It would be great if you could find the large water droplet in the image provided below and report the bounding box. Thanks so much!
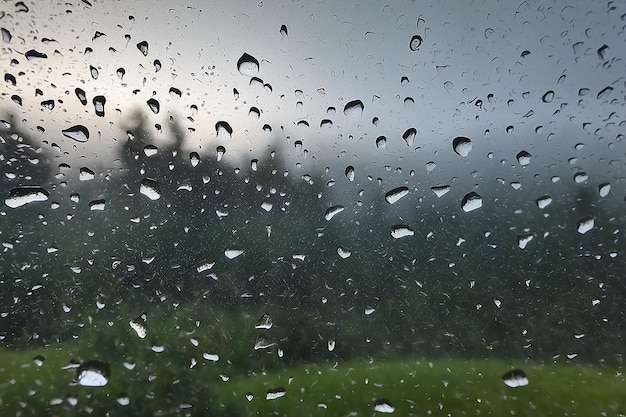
[5,187,49,208]
[140,178,161,200]
[147,98,160,114]
[237,53,259,76]
[516,150,531,166]
[461,192,482,212]
[374,398,395,413]
[93,95,106,117]
[343,100,364,120]
[391,224,414,239]
[337,246,352,258]
[129,312,147,338]
[61,125,89,142]
[453,137,472,157]
[75,88,87,105]
[385,187,409,204]
[254,334,275,350]
[431,185,450,198]
[542,90,554,103]
[345,166,355,182]
[266,387,286,400]
[409,35,423,51]
[216,145,226,161]
[255,313,273,330]
[225,245,244,259]
[136,41,148,56]
[76,360,110,387]
[502,369,528,388]
[215,121,233,139]
[535,195,552,209]
[598,182,611,197]
[577,217,594,234]
[324,205,345,221]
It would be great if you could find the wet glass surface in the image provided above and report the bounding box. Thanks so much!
[1,0,625,415]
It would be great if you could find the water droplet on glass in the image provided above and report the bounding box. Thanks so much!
[117,395,130,406]
[215,121,233,139]
[89,199,105,211]
[129,312,147,338]
[385,187,409,204]
[516,150,531,166]
[517,235,533,250]
[343,100,364,120]
[216,145,226,162]
[535,195,552,209]
[76,360,110,387]
[376,136,387,149]
[147,98,160,114]
[599,183,610,197]
[453,136,472,157]
[597,86,613,99]
[1,28,11,43]
[255,313,273,330]
[409,35,423,51]
[266,387,286,400]
[431,185,450,198]
[153,59,161,72]
[92,95,106,117]
[140,178,161,200]
[79,167,95,181]
[25,49,47,59]
[280,24,288,37]
[62,125,89,142]
[136,41,148,56]
[461,192,483,212]
[391,224,414,239]
[327,339,336,352]
[502,369,528,388]
[116,67,125,81]
[324,205,345,221]
[190,152,200,167]
[345,166,355,182]
[224,245,244,259]
[237,53,259,76]
[402,128,416,147]
[254,334,275,350]
[374,398,395,413]
[577,217,594,234]
[5,187,49,208]
[573,172,588,183]
[542,90,554,103]
[75,88,87,105]
[337,246,352,259]
[90,65,99,79]
[33,355,45,367]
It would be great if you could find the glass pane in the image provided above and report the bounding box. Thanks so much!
[1,0,625,415]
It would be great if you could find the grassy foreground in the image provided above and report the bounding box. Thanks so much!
[1,346,625,416]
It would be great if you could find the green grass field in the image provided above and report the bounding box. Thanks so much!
[1,345,625,417]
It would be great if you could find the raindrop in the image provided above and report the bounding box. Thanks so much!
[33,355,45,367]
[153,59,161,72]
[337,246,352,259]
[376,136,387,149]
[266,387,286,400]
[255,313,273,330]
[502,369,528,388]
[25,49,47,59]
[599,183,610,197]
[147,98,160,114]
[190,152,200,167]
[246,392,254,401]
[62,125,89,142]
[215,121,233,139]
[116,67,125,81]
[224,245,244,259]
[573,172,588,183]
[327,339,336,351]
[280,24,288,37]
[249,107,260,118]
[542,90,554,103]
[402,128,416,146]
[535,195,552,209]
[401,76,409,86]
[254,334,275,350]
[144,145,158,157]
[577,217,594,234]
[169,87,181,98]
[117,395,130,406]
[40,100,54,110]
[90,65,99,79]
[516,150,531,166]
[324,205,345,221]
[343,100,364,120]
[237,53,259,76]
[597,86,613,99]
[345,166,355,182]
[75,88,87,105]
[517,235,533,250]
[374,398,395,413]
[431,185,450,198]
[76,361,110,387]
[391,225,414,239]
[93,95,106,117]
[216,145,226,161]
[1,28,12,43]
[409,35,423,51]
[320,119,333,128]
[136,41,148,56]
[129,312,147,338]
[461,192,483,212]
[140,178,161,200]
[89,199,105,211]
[453,136,472,157]
[79,167,95,181]
[385,186,409,204]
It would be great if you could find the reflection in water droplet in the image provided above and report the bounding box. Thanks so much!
[62,125,90,142]
[385,187,409,204]
[237,53,260,76]
[90,65,99,79]
[324,205,345,221]
[502,369,528,388]
[76,360,110,387]
[75,88,87,105]
[409,35,423,51]
[376,136,387,149]
[89,199,105,211]
[452,136,472,157]
[343,100,364,120]
[516,150,531,166]
[345,166,355,182]
[391,224,414,239]
[577,217,594,234]
[5,187,49,208]
[461,192,482,212]
[402,128,416,146]
[190,152,200,167]
[140,178,161,200]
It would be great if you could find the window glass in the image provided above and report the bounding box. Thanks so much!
[1,0,625,415]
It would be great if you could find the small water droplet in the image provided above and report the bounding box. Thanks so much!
[246,392,254,401]
[535,195,552,209]
[502,369,528,388]
[517,234,533,250]
[385,187,409,204]
[280,24,288,37]
[61,125,89,142]
[75,88,87,105]
[402,128,416,146]
[255,313,273,330]
[153,59,161,72]
[577,216,594,234]
[343,100,364,120]
[147,98,160,114]
[140,178,161,200]
[237,53,259,76]
[224,245,244,259]
[461,192,482,212]
[136,41,148,56]
[215,121,233,139]
[337,246,352,258]
[254,334,275,350]
[190,152,200,167]
[376,136,387,149]
[431,185,450,198]
[129,312,147,338]
[216,145,226,161]
[33,355,45,367]
[391,224,414,239]
[90,65,99,79]
[542,90,554,103]
[374,398,395,413]
[516,150,531,166]
[76,361,110,387]
[453,137,472,157]
[409,35,423,51]
[599,183,610,197]
[266,387,286,400]
[324,205,345,221]
[92,95,106,117]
